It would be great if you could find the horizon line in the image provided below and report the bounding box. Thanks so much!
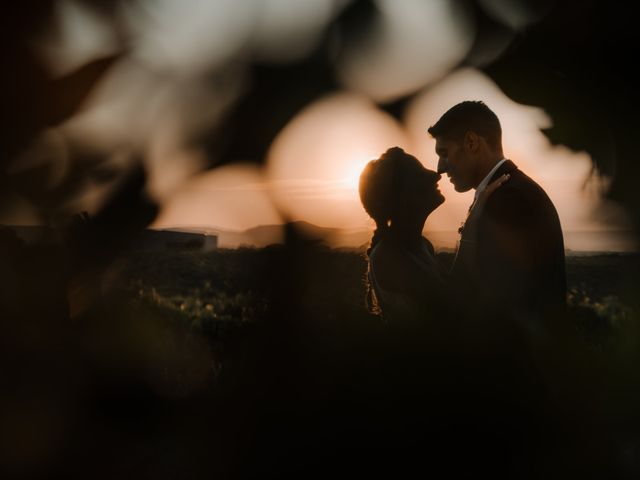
[4,222,637,235]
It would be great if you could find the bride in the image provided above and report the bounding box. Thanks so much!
[359,147,507,324]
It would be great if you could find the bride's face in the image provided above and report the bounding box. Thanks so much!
[404,166,445,216]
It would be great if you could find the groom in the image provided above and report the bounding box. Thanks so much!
[428,101,566,319]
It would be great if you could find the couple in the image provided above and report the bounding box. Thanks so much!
[359,101,567,327]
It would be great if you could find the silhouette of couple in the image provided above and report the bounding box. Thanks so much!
[359,101,567,328]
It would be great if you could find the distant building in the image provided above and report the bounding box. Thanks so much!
[203,234,218,251]
[134,229,218,251]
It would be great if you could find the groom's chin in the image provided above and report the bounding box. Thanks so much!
[453,184,471,193]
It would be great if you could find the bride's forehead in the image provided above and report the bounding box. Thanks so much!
[403,165,432,183]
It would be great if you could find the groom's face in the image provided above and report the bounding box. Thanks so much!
[434,137,475,193]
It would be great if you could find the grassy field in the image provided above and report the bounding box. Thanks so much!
[118,247,639,352]
[3,244,637,477]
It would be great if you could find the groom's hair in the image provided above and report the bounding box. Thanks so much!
[428,101,502,151]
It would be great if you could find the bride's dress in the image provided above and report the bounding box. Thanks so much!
[368,236,448,324]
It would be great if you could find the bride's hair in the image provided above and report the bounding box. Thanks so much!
[358,147,423,314]
[359,146,422,254]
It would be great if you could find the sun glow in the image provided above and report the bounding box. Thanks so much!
[267,92,408,229]
[342,152,377,190]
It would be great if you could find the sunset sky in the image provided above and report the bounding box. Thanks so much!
[10,0,634,250]
[153,68,630,242]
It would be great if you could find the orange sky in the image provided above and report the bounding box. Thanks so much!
[18,0,632,251]
[153,69,632,247]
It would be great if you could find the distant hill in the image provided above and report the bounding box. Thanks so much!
[161,221,369,249]
[217,221,368,249]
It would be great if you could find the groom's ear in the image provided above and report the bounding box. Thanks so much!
[463,131,480,152]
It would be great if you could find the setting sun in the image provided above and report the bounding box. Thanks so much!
[342,153,377,190]
[266,91,408,229]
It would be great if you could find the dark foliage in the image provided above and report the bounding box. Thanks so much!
[1,0,639,478]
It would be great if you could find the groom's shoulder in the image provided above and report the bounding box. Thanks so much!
[485,172,530,209]
[485,167,560,228]
[491,165,553,207]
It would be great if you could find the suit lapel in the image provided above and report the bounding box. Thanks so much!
[452,160,518,274]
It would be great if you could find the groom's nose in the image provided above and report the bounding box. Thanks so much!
[437,157,448,174]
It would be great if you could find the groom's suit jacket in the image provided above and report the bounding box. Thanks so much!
[452,160,566,318]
